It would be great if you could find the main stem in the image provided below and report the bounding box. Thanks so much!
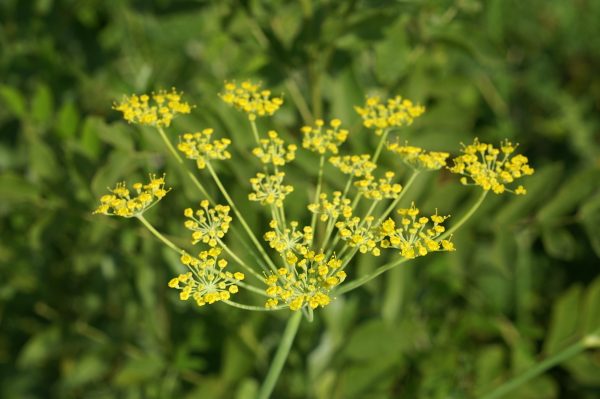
[136,215,183,254]
[257,312,303,399]
[479,330,600,399]
[309,155,325,246]
[441,189,488,240]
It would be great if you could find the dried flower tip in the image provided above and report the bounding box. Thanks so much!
[93,174,170,218]
[448,138,534,194]
[178,129,232,169]
[302,118,349,155]
[113,88,192,127]
[219,80,283,121]
[355,95,425,135]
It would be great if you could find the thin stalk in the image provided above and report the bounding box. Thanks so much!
[372,129,390,164]
[218,239,264,281]
[136,215,183,254]
[441,190,488,240]
[224,300,283,312]
[375,171,419,225]
[231,280,269,297]
[309,155,326,245]
[257,312,303,399]
[285,78,313,124]
[250,119,262,145]
[206,162,279,273]
[479,331,600,399]
[156,127,213,202]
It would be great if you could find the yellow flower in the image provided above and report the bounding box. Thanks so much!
[263,252,346,311]
[219,80,283,121]
[248,172,294,207]
[93,174,170,218]
[113,89,192,127]
[302,118,349,155]
[178,129,232,169]
[355,95,425,135]
[379,203,454,259]
[184,202,232,247]
[387,142,449,171]
[354,171,403,201]
[329,154,376,177]
[308,191,352,222]
[448,138,534,194]
[335,216,381,256]
[252,130,297,165]
[264,220,313,255]
[169,249,244,307]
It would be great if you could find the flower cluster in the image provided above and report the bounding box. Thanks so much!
[387,142,449,171]
[252,130,297,165]
[336,216,381,256]
[93,174,169,217]
[219,81,283,120]
[354,171,403,200]
[329,154,376,177]
[264,220,313,255]
[301,119,349,155]
[248,172,294,207]
[113,89,191,127]
[178,129,232,169]
[308,191,352,222]
[448,138,534,194]
[184,201,232,247]
[264,252,347,311]
[168,249,245,306]
[354,95,425,135]
[379,204,454,259]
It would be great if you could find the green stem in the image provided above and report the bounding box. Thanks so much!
[218,239,264,281]
[480,331,600,399]
[156,127,214,203]
[224,300,282,312]
[310,155,325,246]
[441,189,488,240]
[206,162,278,273]
[136,215,183,254]
[372,129,390,164]
[257,312,303,399]
[250,119,261,145]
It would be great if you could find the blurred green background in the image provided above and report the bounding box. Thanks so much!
[1,0,599,398]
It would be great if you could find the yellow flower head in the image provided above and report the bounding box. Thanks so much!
[448,138,534,194]
[387,142,449,171]
[264,220,313,256]
[354,95,425,135]
[248,172,294,207]
[219,80,283,121]
[113,89,192,127]
[93,174,170,218]
[264,252,346,311]
[301,118,349,155]
[178,129,232,169]
[335,216,381,256]
[307,191,352,222]
[252,130,297,166]
[329,154,377,177]
[168,249,244,306]
[379,203,454,259]
[184,201,232,247]
[354,171,403,201]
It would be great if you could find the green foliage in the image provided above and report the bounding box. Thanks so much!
[1,0,599,398]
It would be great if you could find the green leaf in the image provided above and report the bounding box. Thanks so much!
[113,355,164,386]
[581,276,600,336]
[544,285,583,355]
[79,116,102,159]
[540,227,576,261]
[343,319,403,361]
[578,194,600,258]
[0,173,40,203]
[17,327,61,368]
[55,100,80,139]
[62,354,108,388]
[31,83,54,126]
[0,85,27,118]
